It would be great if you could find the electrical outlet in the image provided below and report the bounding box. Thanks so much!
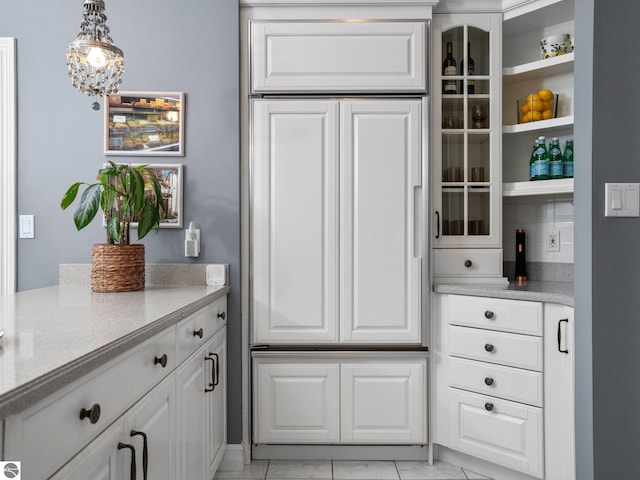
[547,230,560,252]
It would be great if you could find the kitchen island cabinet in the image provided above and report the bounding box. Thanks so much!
[0,284,229,480]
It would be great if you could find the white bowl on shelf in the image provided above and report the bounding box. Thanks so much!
[540,34,572,59]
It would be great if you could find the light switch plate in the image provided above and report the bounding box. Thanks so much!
[605,183,640,217]
[19,215,34,238]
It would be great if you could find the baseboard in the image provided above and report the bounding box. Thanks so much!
[252,444,429,461]
[218,444,246,472]
[435,445,539,480]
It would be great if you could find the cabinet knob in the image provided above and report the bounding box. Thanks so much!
[217,311,226,320]
[484,377,494,386]
[464,260,473,268]
[484,310,494,319]
[79,403,101,424]
[154,353,168,368]
[193,328,204,339]
[485,402,494,411]
[484,343,494,352]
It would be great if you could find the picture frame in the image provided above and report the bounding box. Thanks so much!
[105,92,185,156]
[107,163,184,229]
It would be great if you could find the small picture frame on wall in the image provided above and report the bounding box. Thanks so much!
[108,163,184,228]
[105,92,185,156]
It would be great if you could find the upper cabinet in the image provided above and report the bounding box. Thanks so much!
[250,21,426,93]
[432,13,506,285]
[502,0,575,196]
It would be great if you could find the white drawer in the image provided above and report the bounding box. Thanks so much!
[4,327,176,480]
[449,356,543,407]
[449,388,543,478]
[449,325,543,371]
[177,297,227,363]
[433,249,503,278]
[448,295,543,336]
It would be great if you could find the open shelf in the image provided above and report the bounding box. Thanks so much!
[503,53,574,83]
[503,115,574,135]
[503,178,574,197]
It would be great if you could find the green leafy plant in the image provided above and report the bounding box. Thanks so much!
[61,161,167,245]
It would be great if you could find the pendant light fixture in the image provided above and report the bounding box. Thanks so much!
[65,0,124,105]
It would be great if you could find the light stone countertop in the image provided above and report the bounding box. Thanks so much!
[434,280,574,307]
[0,284,230,418]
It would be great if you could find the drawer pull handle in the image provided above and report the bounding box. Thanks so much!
[484,343,494,352]
[118,442,137,480]
[210,352,220,387]
[435,211,440,239]
[217,311,226,320]
[464,259,473,268]
[130,430,148,480]
[154,353,168,368]
[484,402,494,412]
[79,403,101,424]
[193,328,204,339]
[484,377,494,386]
[484,310,494,319]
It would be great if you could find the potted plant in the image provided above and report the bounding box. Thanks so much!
[61,161,167,292]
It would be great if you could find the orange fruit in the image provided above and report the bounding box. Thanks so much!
[520,112,533,123]
[532,110,543,121]
[532,100,545,112]
[542,109,553,120]
[538,89,554,101]
[526,93,542,103]
[520,102,530,114]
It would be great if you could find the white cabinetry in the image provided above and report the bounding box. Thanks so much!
[502,0,575,196]
[5,294,228,480]
[432,293,575,480]
[253,355,426,445]
[252,99,422,344]
[251,21,426,93]
[432,14,505,284]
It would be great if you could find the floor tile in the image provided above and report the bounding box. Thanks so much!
[333,460,400,480]
[395,460,467,480]
[462,468,491,480]
[266,460,332,479]
[215,460,268,479]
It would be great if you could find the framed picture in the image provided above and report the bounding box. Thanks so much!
[108,163,184,229]
[105,92,185,156]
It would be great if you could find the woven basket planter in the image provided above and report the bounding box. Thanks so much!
[91,244,145,293]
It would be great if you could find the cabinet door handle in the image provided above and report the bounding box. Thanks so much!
[118,442,137,480]
[210,352,220,387]
[484,402,494,412]
[204,356,215,392]
[484,377,494,386]
[464,259,473,268]
[484,343,494,352]
[154,353,168,368]
[484,310,494,319]
[217,311,226,320]
[435,211,440,239]
[79,403,101,424]
[557,318,569,354]
[193,328,204,339]
[130,430,148,480]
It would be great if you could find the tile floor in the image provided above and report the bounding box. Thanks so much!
[214,459,492,480]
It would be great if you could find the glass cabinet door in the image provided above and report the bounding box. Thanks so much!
[434,15,501,247]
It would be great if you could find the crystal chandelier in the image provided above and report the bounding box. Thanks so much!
[65,0,124,100]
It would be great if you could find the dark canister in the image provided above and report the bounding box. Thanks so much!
[515,229,527,284]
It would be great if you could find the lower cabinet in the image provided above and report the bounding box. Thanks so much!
[3,294,228,480]
[253,354,426,445]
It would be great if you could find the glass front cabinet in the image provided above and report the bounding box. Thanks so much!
[432,14,506,284]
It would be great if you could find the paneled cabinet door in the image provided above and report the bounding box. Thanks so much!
[176,346,207,480]
[544,305,575,480]
[340,101,422,344]
[206,328,227,478]
[253,362,340,443]
[50,421,125,480]
[123,376,176,480]
[252,100,339,344]
[340,361,426,443]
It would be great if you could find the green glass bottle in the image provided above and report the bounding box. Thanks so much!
[529,139,539,181]
[563,139,574,178]
[530,136,550,180]
[549,137,563,179]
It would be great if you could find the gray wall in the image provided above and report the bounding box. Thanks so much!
[577,0,640,477]
[0,0,242,443]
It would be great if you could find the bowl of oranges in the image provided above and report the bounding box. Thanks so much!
[517,89,558,123]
